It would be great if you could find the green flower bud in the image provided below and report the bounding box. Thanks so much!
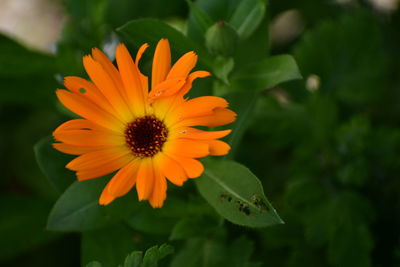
[205,21,239,57]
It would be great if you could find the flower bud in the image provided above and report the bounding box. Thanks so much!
[205,21,239,57]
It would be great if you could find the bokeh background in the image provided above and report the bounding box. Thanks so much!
[1,0,399,266]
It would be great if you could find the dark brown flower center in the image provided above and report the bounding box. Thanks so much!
[125,115,168,158]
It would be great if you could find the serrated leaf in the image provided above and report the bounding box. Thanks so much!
[123,251,143,267]
[231,55,302,91]
[158,244,174,260]
[117,18,213,68]
[142,244,174,267]
[34,136,75,194]
[229,0,266,40]
[195,159,283,227]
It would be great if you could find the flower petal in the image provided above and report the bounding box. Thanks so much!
[83,55,133,122]
[179,70,211,96]
[148,77,186,102]
[75,153,134,181]
[52,143,101,155]
[116,44,147,116]
[172,107,237,128]
[163,139,209,158]
[107,160,139,196]
[154,153,187,186]
[135,158,154,201]
[64,76,115,115]
[170,127,232,140]
[54,119,117,134]
[201,140,231,156]
[56,89,125,132]
[172,96,228,120]
[66,146,130,171]
[148,167,167,208]
[167,51,197,80]
[53,130,125,147]
[168,155,204,178]
[151,39,171,89]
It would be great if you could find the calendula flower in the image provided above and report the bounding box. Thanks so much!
[53,39,236,208]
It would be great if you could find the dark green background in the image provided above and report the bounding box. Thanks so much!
[1,0,399,266]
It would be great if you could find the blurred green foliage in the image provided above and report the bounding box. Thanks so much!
[1,0,400,266]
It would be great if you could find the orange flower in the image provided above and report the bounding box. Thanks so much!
[53,39,236,208]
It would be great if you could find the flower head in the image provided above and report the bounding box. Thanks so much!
[53,39,236,208]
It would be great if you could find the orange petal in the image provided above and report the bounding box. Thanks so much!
[168,155,204,178]
[75,153,134,181]
[172,96,228,120]
[53,130,124,147]
[54,119,117,134]
[167,51,197,80]
[116,44,147,116]
[91,48,127,100]
[99,159,139,205]
[201,140,231,156]
[149,77,186,102]
[151,39,171,89]
[52,143,101,155]
[83,55,132,122]
[135,43,150,94]
[66,146,130,171]
[152,94,185,122]
[98,187,115,205]
[170,127,232,140]
[64,76,115,115]
[154,153,187,186]
[56,89,124,132]
[135,43,149,66]
[179,70,211,96]
[135,158,154,200]
[163,139,209,158]
[148,166,167,208]
[172,108,236,128]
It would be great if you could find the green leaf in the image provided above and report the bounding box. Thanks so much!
[122,251,142,267]
[125,195,212,235]
[34,136,75,194]
[195,159,283,227]
[205,22,239,57]
[141,244,174,267]
[86,261,102,267]
[47,179,108,231]
[231,55,302,91]
[158,244,174,260]
[170,238,225,267]
[81,224,138,267]
[169,216,217,240]
[229,0,266,40]
[186,0,214,35]
[47,179,139,231]
[117,18,213,68]
[212,56,234,84]
[223,90,259,159]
